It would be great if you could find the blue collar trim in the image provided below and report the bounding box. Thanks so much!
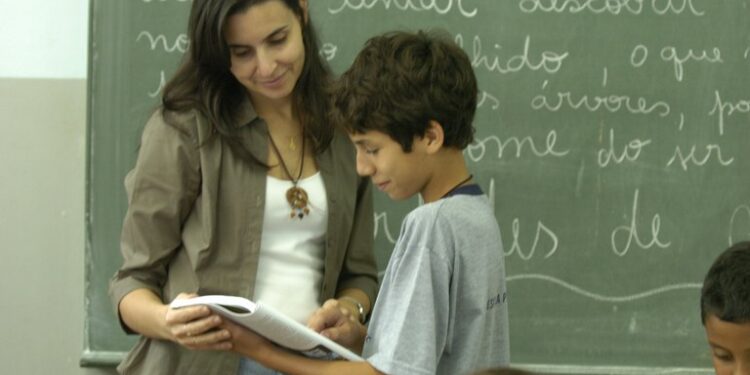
[444,184,483,198]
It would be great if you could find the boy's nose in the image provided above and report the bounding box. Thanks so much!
[735,360,750,375]
[355,153,374,177]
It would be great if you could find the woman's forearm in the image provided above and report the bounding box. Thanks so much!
[119,288,172,340]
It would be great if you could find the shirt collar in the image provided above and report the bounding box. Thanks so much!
[443,184,483,198]
[235,93,260,128]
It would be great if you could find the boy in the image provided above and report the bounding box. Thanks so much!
[701,241,750,375]
[223,30,510,375]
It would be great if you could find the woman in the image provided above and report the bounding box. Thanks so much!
[108,0,378,374]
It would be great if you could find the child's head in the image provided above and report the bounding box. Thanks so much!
[701,241,750,374]
[330,30,477,152]
[330,30,477,202]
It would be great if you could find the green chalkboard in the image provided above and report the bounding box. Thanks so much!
[85,0,750,372]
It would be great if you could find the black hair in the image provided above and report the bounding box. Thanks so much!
[700,241,750,324]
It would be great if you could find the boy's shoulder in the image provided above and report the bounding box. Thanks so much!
[402,192,499,240]
[412,191,493,220]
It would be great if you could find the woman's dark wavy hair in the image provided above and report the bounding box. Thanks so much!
[162,0,332,164]
[330,30,476,152]
[701,241,750,324]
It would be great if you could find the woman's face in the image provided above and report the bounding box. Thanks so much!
[224,1,306,106]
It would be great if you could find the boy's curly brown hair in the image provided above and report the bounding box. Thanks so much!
[330,30,477,152]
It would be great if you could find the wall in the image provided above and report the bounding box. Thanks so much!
[0,0,114,373]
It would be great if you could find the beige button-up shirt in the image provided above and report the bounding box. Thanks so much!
[109,101,378,374]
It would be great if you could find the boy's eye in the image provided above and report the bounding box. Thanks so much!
[365,148,379,155]
[712,349,733,362]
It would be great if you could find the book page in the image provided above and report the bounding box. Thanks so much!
[170,295,364,361]
[248,303,363,361]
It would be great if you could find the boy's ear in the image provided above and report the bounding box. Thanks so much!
[423,120,445,154]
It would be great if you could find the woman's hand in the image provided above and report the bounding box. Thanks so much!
[307,299,367,352]
[165,293,232,351]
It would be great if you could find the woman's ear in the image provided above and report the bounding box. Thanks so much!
[299,0,309,24]
[423,120,445,153]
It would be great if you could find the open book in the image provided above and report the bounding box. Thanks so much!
[170,295,364,361]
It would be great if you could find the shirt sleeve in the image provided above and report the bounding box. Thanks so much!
[330,132,379,306]
[364,222,451,375]
[335,175,379,303]
[108,110,201,332]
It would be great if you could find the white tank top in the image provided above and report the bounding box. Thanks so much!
[253,172,327,324]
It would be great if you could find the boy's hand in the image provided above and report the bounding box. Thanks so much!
[221,320,275,359]
[307,299,367,352]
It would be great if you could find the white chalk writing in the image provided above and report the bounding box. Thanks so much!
[374,211,398,244]
[676,112,685,131]
[597,129,652,167]
[531,82,671,116]
[456,34,569,75]
[505,219,560,260]
[136,31,189,53]
[708,90,750,135]
[631,44,723,81]
[148,70,167,98]
[660,46,722,82]
[611,189,672,256]
[320,43,338,61]
[666,143,734,171]
[630,44,649,67]
[466,131,570,161]
[518,0,704,16]
[478,90,500,110]
[507,274,702,303]
[328,0,478,17]
[729,205,750,246]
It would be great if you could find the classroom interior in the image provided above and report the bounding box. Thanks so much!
[4,0,746,374]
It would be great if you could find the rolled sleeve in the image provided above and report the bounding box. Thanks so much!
[108,110,201,331]
[336,176,379,304]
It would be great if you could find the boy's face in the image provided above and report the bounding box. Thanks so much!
[705,313,750,374]
[349,130,429,201]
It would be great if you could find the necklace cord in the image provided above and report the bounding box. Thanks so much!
[442,174,473,198]
[268,131,305,184]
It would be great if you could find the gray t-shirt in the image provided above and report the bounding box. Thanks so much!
[363,190,510,375]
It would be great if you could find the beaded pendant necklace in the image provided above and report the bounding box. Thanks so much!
[268,132,310,219]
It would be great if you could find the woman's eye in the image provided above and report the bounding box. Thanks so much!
[365,148,379,155]
[232,48,253,58]
[269,36,287,45]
